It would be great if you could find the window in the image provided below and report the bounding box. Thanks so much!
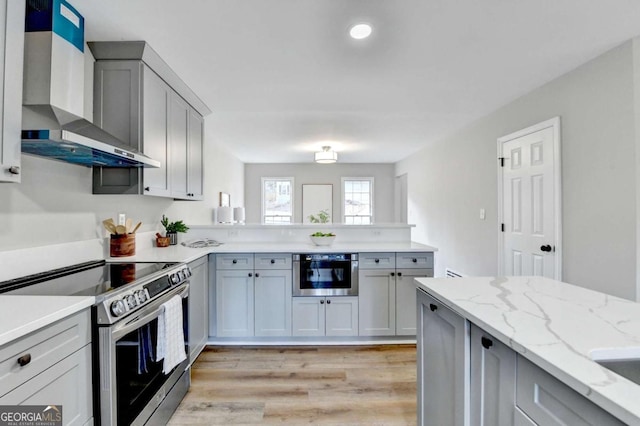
[262,177,294,223]
[342,177,374,224]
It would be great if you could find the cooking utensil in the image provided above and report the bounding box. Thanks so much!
[103,219,117,234]
[125,218,133,233]
[115,225,126,235]
[132,222,142,233]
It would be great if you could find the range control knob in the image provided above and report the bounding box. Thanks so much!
[136,290,148,304]
[184,267,192,277]
[125,294,137,309]
[110,300,127,317]
[170,273,180,284]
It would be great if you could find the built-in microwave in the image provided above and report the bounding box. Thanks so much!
[293,253,358,297]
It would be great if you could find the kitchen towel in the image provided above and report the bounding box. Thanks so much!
[137,323,154,374]
[156,295,187,374]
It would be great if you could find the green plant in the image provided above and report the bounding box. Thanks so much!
[311,232,335,237]
[309,209,330,223]
[161,215,189,233]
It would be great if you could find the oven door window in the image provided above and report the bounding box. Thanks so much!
[300,259,351,290]
[115,299,188,425]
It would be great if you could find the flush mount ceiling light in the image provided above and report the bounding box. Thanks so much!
[349,23,372,40]
[314,146,338,164]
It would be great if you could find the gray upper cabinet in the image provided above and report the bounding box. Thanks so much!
[90,41,210,200]
[0,0,24,183]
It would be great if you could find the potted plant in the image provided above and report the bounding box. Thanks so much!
[161,215,189,245]
[308,209,331,223]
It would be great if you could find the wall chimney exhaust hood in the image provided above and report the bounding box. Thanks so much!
[21,0,160,168]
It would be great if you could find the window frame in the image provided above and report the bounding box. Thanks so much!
[261,177,295,224]
[341,177,374,224]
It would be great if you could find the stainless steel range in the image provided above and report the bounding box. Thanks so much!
[0,260,192,426]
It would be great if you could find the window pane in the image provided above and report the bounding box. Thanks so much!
[263,178,293,223]
[343,178,373,225]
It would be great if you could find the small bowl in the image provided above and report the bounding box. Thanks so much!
[156,237,171,247]
[310,235,336,246]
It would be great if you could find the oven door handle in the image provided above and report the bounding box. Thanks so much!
[111,284,189,339]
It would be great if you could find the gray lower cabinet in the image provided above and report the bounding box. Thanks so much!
[516,356,625,426]
[292,297,359,337]
[470,324,516,426]
[188,255,209,361]
[395,268,431,335]
[0,0,24,183]
[0,310,92,425]
[417,289,469,426]
[358,268,396,336]
[254,269,292,337]
[216,269,254,337]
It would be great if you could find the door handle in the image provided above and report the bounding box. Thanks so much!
[540,244,553,252]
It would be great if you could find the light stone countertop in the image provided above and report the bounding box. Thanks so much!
[415,276,640,425]
[109,241,437,264]
[0,295,95,347]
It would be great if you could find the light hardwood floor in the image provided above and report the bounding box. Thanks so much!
[168,345,417,425]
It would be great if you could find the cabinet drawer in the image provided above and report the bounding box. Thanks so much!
[254,253,292,270]
[216,254,254,270]
[0,309,90,397]
[516,356,624,426]
[359,253,396,269]
[396,252,434,269]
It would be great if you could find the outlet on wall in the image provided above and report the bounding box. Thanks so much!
[118,213,126,226]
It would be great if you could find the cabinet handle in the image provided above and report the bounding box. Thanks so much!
[320,300,325,304]
[481,337,493,349]
[255,273,260,278]
[248,273,253,277]
[270,259,275,264]
[374,259,380,263]
[17,353,31,367]
[8,166,20,175]
[326,299,331,304]
[429,303,437,312]
[397,272,402,277]
[390,272,395,277]
[412,258,417,263]
[232,259,237,264]
[144,186,150,191]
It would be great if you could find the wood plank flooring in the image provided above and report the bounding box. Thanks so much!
[168,345,417,425]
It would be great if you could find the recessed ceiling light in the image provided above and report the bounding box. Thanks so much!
[349,23,372,40]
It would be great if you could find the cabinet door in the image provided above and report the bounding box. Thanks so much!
[187,109,204,200]
[326,297,358,337]
[470,324,516,426]
[516,356,625,426]
[216,270,254,337]
[254,269,292,337]
[0,0,24,183]
[417,289,469,426]
[141,66,171,197]
[358,269,396,336]
[292,297,325,337]
[188,256,209,361]
[169,92,189,199]
[396,269,432,335]
[92,60,143,194]
[0,345,92,426]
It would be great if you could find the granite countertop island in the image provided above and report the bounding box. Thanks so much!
[415,276,640,425]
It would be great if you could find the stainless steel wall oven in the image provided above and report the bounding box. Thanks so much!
[293,253,358,296]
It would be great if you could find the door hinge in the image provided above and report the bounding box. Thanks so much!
[498,157,505,167]
[501,223,505,232]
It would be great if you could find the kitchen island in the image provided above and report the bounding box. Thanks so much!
[415,276,640,425]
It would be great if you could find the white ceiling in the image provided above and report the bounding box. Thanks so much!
[77,0,640,163]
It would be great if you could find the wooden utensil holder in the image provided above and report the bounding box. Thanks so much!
[110,234,136,257]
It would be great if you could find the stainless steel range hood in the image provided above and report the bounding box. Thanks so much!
[21,0,159,168]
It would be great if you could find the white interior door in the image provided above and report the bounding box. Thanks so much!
[395,173,408,223]
[498,118,561,279]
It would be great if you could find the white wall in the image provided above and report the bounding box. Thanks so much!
[244,163,396,224]
[0,119,244,252]
[397,40,638,300]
